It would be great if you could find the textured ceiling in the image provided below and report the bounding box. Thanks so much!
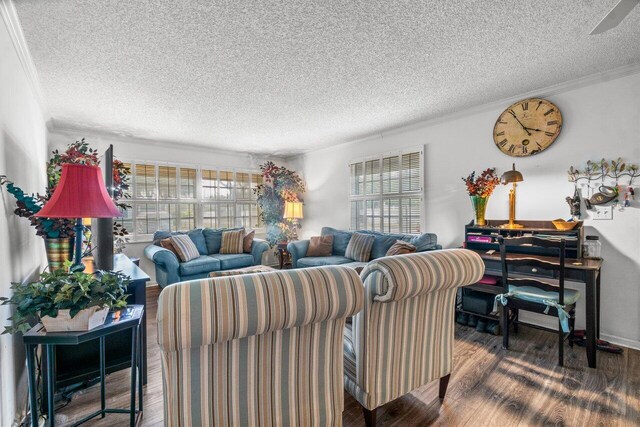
[14,0,640,156]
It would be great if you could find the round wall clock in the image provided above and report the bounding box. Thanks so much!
[493,98,562,157]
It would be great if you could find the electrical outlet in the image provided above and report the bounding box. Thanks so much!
[593,205,613,220]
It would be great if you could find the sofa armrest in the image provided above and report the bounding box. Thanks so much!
[144,244,181,287]
[250,238,270,265]
[287,240,310,269]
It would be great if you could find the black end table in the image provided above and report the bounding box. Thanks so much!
[24,305,144,427]
[277,242,292,269]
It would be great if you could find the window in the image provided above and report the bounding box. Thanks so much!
[122,162,264,240]
[349,148,423,234]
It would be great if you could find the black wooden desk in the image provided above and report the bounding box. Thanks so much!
[24,305,144,427]
[470,249,603,368]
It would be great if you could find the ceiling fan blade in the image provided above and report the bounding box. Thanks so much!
[590,0,640,35]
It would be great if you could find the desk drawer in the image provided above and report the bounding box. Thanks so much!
[483,259,555,279]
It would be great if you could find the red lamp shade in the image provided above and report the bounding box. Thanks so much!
[36,163,121,218]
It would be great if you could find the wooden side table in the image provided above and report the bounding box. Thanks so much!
[277,242,292,269]
[24,305,144,427]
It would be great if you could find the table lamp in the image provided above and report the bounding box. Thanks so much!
[283,201,303,241]
[500,163,524,229]
[36,163,122,271]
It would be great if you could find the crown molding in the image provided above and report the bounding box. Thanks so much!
[0,0,48,119]
[286,61,640,160]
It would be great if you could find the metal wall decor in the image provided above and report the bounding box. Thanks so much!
[567,158,640,213]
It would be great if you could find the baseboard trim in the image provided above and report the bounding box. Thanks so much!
[599,333,640,351]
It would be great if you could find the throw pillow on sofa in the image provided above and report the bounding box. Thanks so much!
[243,230,255,253]
[307,235,334,257]
[345,232,375,262]
[386,240,417,256]
[170,235,200,262]
[160,238,180,257]
[220,229,245,254]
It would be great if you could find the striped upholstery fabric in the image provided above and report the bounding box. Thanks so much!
[385,240,417,256]
[219,228,245,254]
[345,232,375,262]
[157,266,365,426]
[344,249,485,410]
[170,235,200,262]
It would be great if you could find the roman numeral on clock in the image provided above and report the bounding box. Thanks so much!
[547,120,558,126]
[545,131,554,136]
[544,109,555,116]
[508,145,516,153]
[496,131,505,136]
[522,102,528,111]
[498,139,507,147]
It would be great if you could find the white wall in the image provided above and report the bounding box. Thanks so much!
[291,68,640,349]
[48,130,285,280]
[0,12,48,426]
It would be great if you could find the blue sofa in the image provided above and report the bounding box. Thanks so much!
[287,227,442,269]
[144,228,270,287]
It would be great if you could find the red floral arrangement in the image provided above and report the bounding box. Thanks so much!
[462,168,500,197]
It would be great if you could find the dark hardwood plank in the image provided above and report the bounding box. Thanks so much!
[53,286,638,427]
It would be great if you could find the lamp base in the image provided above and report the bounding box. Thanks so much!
[499,223,524,229]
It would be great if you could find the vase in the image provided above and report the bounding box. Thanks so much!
[44,237,74,271]
[470,196,489,226]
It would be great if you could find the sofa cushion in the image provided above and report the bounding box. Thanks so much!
[345,232,375,262]
[160,238,180,257]
[154,229,208,255]
[209,253,254,270]
[170,235,200,262]
[408,233,439,252]
[203,227,243,254]
[220,229,245,254]
[386,240,417,256]
[297,256,354,268]
[307,235,334,257]
[321,227,353,256]
[178,255,221,276]
[243,230,255,253]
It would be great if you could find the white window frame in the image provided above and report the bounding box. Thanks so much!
[121,160,264,242]
[348,146,424,234]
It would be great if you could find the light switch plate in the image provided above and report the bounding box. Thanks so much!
[593,205,613,220]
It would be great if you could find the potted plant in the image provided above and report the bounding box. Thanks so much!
[462,168,500,226]
[0,265,130,333]
[254,161,305,245]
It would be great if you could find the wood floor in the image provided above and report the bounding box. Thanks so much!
[54,286,640,426]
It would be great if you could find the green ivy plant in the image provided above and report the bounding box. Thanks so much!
[0,263,130,334]
[254,161,305,245]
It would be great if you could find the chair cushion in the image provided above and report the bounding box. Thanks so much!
[297,256,354,268]
[220,229,245,254]
[170,235,200,262]
[343,322,357,383]
[209,253,254,270]
[508,285,581,305]
[179,255,221,276]
[345,232,375,262]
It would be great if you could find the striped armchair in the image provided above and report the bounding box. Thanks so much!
[343,249,485,426]
[157,266,364,427]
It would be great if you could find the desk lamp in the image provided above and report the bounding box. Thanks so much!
[283,201,304,241]
[500,163,524,229]
[36,163,122,271]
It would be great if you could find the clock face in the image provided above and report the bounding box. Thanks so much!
[493,98,562,157]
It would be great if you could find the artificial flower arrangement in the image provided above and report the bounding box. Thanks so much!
[461,168,500,197]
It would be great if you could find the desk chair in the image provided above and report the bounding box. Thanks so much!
[496,236,579,366]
